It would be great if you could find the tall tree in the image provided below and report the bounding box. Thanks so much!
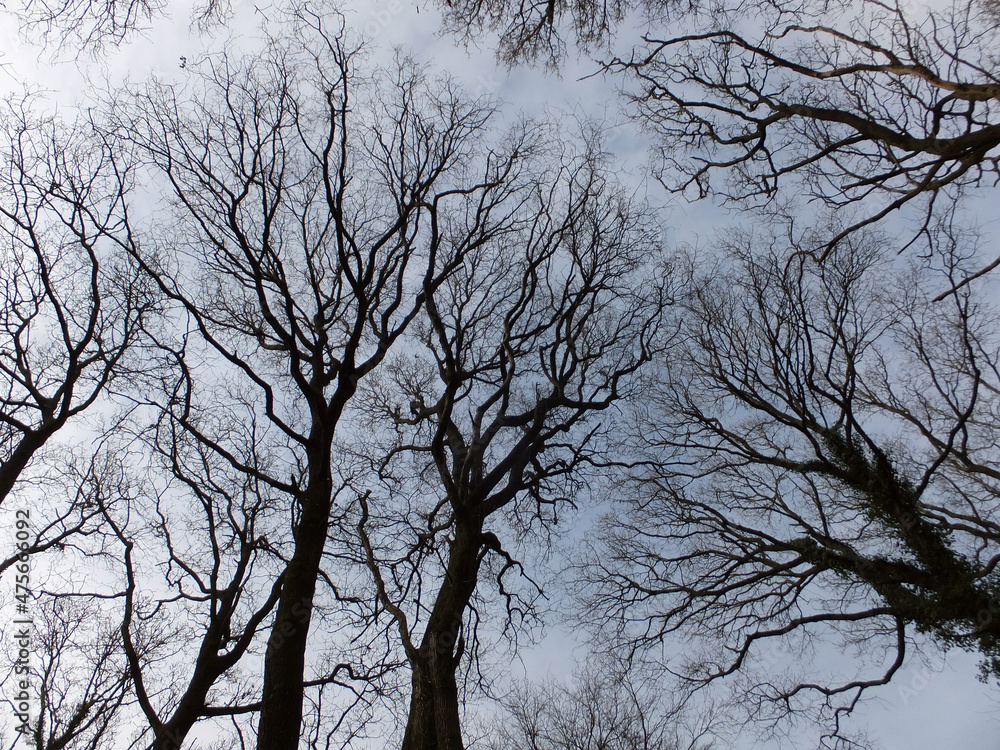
[104,10,562,748]
[348,138,669,750]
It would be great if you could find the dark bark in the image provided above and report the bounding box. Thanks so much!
[401,518,484,750]
[255,475,334,749]
[255,373,360,750]
[0,425,58,504]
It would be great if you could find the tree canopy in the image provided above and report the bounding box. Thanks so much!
[2,0,999,748]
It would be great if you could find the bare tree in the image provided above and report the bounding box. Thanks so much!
[99,9,573,748]
[0,594,132,750]
[479,663,716,750]
[610,0,1000,286]
[0,99,151,563]
[434,0,648,67]
[585,222,1000,744]
[9,0,232,55]
[434,0,1000,293]
[12,0,163,52]
[346,136,669,750]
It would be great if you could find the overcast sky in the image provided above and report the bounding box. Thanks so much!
[2,0,999,747]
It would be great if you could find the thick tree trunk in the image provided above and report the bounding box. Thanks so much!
[0,424,58,503]
[403,651,463,750]
[255,446,334,750]
[401,519,483,750]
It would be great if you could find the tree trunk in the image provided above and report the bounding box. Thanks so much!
[403,652,464,750]
[400,519,483,750]
[0,424,58,503]
[255,445,334,750]
[150,708,200,750]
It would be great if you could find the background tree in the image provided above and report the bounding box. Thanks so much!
[8,0,233,54]
[0,594,132,750]
[480,663,717,750]
[585,223,1000,744]
[0,99,151,566]
[347,137,669,750]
